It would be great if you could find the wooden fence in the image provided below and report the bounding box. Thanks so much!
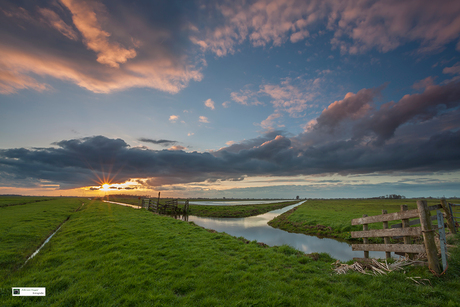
[351,200,456,274]
[140,198,189,215]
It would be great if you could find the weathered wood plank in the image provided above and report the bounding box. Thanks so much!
[352,244,426,253]
[352,204,442,226]
[352,209,419,225]
[351,227,422,238]
[391,215,437,228]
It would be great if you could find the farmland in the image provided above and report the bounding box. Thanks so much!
[1,197,459,306]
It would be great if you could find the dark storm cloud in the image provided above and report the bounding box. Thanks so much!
[138,138,178,147]
[1,81,460,189]
[355,81,460,144]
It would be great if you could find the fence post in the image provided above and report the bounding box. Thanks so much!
[417,200,440,274]
[362,214,369,259]
[441,199,456,234]
[436,210,447,271]
[382,210,391,259]
[401,205,413,259]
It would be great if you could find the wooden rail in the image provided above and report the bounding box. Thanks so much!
[350,200,453,275]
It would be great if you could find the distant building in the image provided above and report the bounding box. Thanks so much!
[296,195,299,200]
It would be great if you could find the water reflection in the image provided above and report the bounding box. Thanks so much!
[189,200,291,206]
[188,202,389,262]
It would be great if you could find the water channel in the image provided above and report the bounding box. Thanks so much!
[188,201,390,262]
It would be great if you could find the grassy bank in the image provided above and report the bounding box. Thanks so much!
[0,197,84,279]
[1,199,459,306]
[187,200,300,218]
[268,199,460,241]
[107,196,300,218]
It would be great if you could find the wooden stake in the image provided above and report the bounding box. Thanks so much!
[382,210,391,259]
[441,199,456,234]
[436,210,447,271]
[401,205,413,259]
[363,214,369,259]
[417,200,440,274]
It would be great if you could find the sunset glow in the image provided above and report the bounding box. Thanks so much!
[1,0,460,198]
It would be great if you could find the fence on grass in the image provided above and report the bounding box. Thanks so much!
[351,200,456,274]
[140,198,189,215]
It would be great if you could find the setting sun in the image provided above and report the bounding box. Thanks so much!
[100,184,110,191]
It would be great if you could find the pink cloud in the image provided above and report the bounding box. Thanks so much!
[412,77,435,90]
[204,98,215,110]
[199,116,209,123]
[314,87,380,132]
[38,7,78,40]
[193,0,460,56]
[168,145,187,151]
[259,78,319,116]
[443,62,460,75]
[230,88,262,106]
[260,113,284,131]
[0,2,203,94]
[59,0,136,68]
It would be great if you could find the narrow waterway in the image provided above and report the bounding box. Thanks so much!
[189,202,389,262]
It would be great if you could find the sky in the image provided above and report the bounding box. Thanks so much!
[1,0,460,199]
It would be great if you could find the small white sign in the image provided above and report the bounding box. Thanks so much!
[12,287,46,296]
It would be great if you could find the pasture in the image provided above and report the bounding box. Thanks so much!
[1,197,459,306]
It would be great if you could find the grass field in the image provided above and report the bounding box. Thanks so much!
[0,197,84,279]
[1,199,459,306]
[106,196,300,218]
[268,199,460,241]
[0,196,55,207]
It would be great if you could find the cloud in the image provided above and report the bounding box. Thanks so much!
[59,0,137,68]
[443,62,460,75]
[412,77,435,90]
[230,88,262,106]
[37,7,78,40]
[168,145,187,151]
[231,77,322,118]
[169,115,179,123]
[204,98,215,109]
[138,138,177,147]
[1,81,460,189]
[313,87,381,133]
[259,78,319,116]
[222,101,231,108]
[0,0,203,94]
[199,116,209,123]
[260,113,283,131]
[193,0,460,56]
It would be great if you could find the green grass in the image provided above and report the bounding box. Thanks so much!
[0,196,54,207]
[1,200,460,306]
[268,199,460,241]
[0,197,84,279]
[187,200,300,217]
